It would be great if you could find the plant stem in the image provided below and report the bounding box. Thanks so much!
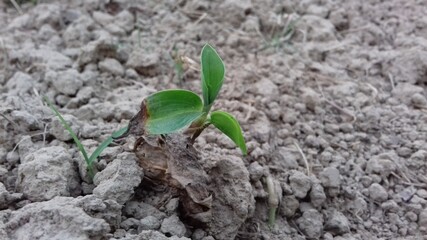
[88,167,95,179]
[190,122,210,144]
[268,207,277,228]
[203,104,213,114]
[265,176,279,229]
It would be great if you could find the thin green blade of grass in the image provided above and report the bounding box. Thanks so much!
[43,96,90,162]
[88,126,128,166]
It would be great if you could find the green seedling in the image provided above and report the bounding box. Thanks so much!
[265,176,280,229]
[255,16,300,53]
[43,96,128,178]
[119,44,247,155]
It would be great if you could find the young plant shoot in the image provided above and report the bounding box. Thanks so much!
[119,44,247,155]
[43,96,128,178]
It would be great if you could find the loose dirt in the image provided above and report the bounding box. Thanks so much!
[1,0,427,239]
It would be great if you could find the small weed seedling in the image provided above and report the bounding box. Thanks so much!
[255,15,300,53]
[119,44,247,155]
[43,97,127,178]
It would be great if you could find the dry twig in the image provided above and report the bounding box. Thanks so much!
[293,140,310,175]
[9,0,23,15]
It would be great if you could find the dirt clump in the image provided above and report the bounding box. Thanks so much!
[1,0,427,239]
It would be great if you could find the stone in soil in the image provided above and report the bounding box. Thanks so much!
[296,209,324,239]
[2,0,427,239]
[77,33,118,66]
[280,195,299,217]
[98,58,124,76]
[366,152,397,177]
[0,183,22,210]
[139,216,161,231]
[49,114,81,141]
[319,167,341,188]
[16,146,80,202]
[254,78,279,97]
[47,69,83,96]
[369,183,389,202]
[10,110,42,131]
[289,171,312,198]
[160,215,187,237]
[124,201,166,220]
[192,229,207,240]
[165,198,180,214]
[207,157,255,240]
[126,48,160,76]
[324,210,350,236]
[252,116,272,143]
[5,72,34,96]
[310,180,327,207]
[120,217,140,230]
[274,148,299,169]
[0,196,110,239]
[93,152,143,205]
[248,161,265,182]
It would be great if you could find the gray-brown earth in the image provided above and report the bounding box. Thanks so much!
[1,0,427,239]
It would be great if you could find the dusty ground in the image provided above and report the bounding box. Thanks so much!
[1,0,427,239]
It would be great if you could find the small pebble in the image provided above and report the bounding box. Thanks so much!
[399,227,408,236]
[319,167,340,188]
[360,176,372,188]
[305,135,319,148]
[165,198,179,214]
[280,195,299,217]
[160,215,186,237]
[296,209,324,239]
[120,218,140,230]
[410,195,427,205]
[364,220,373,229]
[113,229,126,238]
[248,162,264,182]
[339,123,354,133]
[192,229,207,240]
[381,200,400,212]
[6,151,20,167]
[417,208,427,230]
[289,171,312,198]
[324,210,350,235]
[411,93,427,108]
[310,182,326,207]
[139,216,161,231]
[98,58,124,76]
[405,211,418,222]
[126,68,139,79]
[369,183,388,202]
[400,186,416,202]
[417,189,427,198]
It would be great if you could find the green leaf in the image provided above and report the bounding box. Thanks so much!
[43,96,94,177]
[112,126,129,138]
[88,127,128,166]
[201,44,225,110]
[210,111,247,155]
[144,89,204,134]
[43,96,89,162]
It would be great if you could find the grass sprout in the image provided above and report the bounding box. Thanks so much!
[43,96,127,179]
